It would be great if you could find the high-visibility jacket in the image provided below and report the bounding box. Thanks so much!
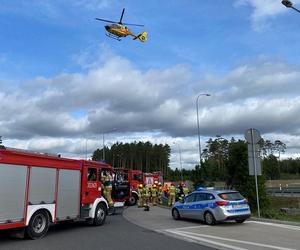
[138,187,143,197]
[143,187,150,197]
[169,186,176,195]
[158,186,163,195]
[183,187,189,195]
[162,185,168,192]
[151,188,157,197]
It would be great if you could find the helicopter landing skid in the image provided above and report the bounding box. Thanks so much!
[105,32,122,41]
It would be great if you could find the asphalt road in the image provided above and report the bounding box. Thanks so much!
[124,206,300,250]
[0,208,213,250]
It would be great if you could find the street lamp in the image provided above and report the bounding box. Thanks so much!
[85,136,98,160]
[196,93,211,168]
[282,0,300,13]
[102,128,117,161]
[173,142,183,182]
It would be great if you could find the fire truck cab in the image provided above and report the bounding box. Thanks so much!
[0,146,112,239]
[100,167,130,205]
[125,170,163,206]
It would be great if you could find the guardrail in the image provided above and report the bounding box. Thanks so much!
[266,187,300,197]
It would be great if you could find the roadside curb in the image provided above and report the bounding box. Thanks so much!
[250,216,300,226]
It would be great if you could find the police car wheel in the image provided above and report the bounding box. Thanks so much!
[204,212,216,225]
[172,209,180,220]
[26,210,50,239]
[93,203,107,226]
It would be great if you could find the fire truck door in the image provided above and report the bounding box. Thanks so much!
[84,167,101,204]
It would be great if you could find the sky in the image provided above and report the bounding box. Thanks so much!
[1,0,300,169]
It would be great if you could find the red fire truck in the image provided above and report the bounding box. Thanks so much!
[0,146,126,239]
[115,169,163,206]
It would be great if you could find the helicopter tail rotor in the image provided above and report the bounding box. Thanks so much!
[133,31,148,42]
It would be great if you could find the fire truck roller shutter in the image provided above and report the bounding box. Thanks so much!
[29,167,56,205]
[26,167,57,225]
[0,164,27,224]
[56,169,81,221]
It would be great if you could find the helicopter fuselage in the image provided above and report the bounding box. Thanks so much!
[105,24,134,38]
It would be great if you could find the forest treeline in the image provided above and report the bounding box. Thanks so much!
[91,137,300,211]
[92,141,172,175]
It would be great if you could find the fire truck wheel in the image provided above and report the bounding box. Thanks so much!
[128,194,137,206]
[93,203,107,226]
[26,210,50,240]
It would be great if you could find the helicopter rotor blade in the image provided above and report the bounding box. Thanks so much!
[123,22,144,27]
[119,8,125,23]
[95,18,118,24]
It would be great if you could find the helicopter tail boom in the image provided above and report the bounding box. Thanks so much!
[133,31,148,42]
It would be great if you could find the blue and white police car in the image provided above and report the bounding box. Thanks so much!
[172,188,251,225]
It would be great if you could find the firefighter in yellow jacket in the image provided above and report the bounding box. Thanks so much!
[104,175,114,207]
[157,182,163,204]
[183,183,190,197]
[137,184,144,208]
[168,183,176,206]
[151,184,158,206]
[143,185,150,211]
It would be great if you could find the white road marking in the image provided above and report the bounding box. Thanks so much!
[166,230,297,250]
[163,229,247,250]
[161,225,209,231]
[247,221,300,231]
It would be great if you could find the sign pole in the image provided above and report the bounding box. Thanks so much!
[251,128,261,218]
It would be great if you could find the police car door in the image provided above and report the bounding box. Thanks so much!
[192,193,207,220]
[181,193,196,218]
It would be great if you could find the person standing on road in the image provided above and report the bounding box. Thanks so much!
[151,184,157,206]
[163,184,168,199]
[157,182,163,204]
[143,184,150,211]
[137,184,144,208]
[175,183,184,201]
[168,183,176,206]
[183,183,189,197]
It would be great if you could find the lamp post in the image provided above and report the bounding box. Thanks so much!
[102,128,117,161]
[85,136,98,160]
[282,0,300,13]
[196,93,211,168]
[173,142,183,182]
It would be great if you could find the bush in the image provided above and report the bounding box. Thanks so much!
[261,208,286,219]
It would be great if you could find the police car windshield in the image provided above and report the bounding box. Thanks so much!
[218,192,244,201]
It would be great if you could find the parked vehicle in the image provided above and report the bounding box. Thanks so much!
[172,188,251,225]
[129,170,163,205]
[0,146,116,239]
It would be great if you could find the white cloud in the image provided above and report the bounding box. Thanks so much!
[234,0,300,31]
[1,53,300,168]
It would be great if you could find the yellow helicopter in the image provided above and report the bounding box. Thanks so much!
[95,8,147,42]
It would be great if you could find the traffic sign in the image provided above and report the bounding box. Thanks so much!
[245,128,262,218]
[245,128,261,144]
